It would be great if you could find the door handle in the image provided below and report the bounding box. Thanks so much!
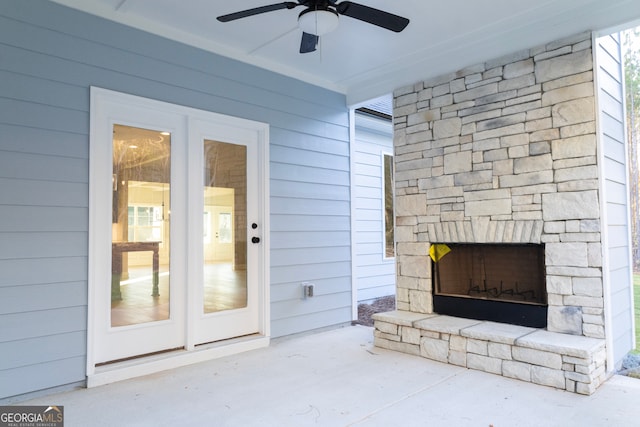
[251,236,260,244]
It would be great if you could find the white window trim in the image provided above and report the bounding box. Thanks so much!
[382,150,395,261]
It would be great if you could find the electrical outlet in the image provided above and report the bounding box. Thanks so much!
[302,283,314,299]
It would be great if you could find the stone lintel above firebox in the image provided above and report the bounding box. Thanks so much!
[425,219,544,244]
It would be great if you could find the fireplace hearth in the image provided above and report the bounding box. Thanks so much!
[432,243,547,328]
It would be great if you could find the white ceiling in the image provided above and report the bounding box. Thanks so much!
[51,0,640,106]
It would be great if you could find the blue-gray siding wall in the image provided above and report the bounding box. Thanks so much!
[0,0,350,399]
[595,32,635,365]
[353,113,396,302]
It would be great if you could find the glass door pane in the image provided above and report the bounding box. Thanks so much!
[111,124,171,327]
[203,140,247,314]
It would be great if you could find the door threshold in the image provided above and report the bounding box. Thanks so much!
[88,334,269,388]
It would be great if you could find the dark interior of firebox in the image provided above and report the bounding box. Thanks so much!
[432,243,548,327]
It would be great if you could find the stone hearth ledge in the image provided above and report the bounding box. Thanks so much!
[372,311,607,395]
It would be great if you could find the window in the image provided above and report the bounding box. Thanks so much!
[203,211,211,243]
[383,153,395,258]
[218,212,232,243]
[128,205,164,242]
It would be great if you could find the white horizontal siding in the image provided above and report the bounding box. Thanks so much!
[352,113,396,303]
[0,1,350,399]
[596,32,634,368]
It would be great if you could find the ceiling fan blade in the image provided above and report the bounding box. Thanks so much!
[217,2,299,22]
[336,2,409,32]
[300,32,318,53]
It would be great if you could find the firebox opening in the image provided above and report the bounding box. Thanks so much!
[432,243,548,328]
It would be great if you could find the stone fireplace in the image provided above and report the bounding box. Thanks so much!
[373,32,610,395]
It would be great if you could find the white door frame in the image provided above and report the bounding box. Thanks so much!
[87,87,270,387]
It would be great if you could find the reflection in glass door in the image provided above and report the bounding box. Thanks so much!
[111,125,171,327]
[203,140,247,314]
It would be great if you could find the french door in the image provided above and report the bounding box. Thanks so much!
[89,88,268,367]
[188,119,262,345]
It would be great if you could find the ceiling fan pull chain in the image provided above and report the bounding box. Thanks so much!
[314,3,319,35]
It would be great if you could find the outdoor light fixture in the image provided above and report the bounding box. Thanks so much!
[297,8,339,36]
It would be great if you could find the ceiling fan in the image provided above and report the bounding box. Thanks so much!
[217,1,410,54]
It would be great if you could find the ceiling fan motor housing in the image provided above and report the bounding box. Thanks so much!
[298,7,339,36]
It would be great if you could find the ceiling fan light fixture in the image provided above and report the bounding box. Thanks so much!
[298,8,339,36]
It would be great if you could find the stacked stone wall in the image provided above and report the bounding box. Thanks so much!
[392,31,604,339]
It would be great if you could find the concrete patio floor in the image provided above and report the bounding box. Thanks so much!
[17,325,640,426]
